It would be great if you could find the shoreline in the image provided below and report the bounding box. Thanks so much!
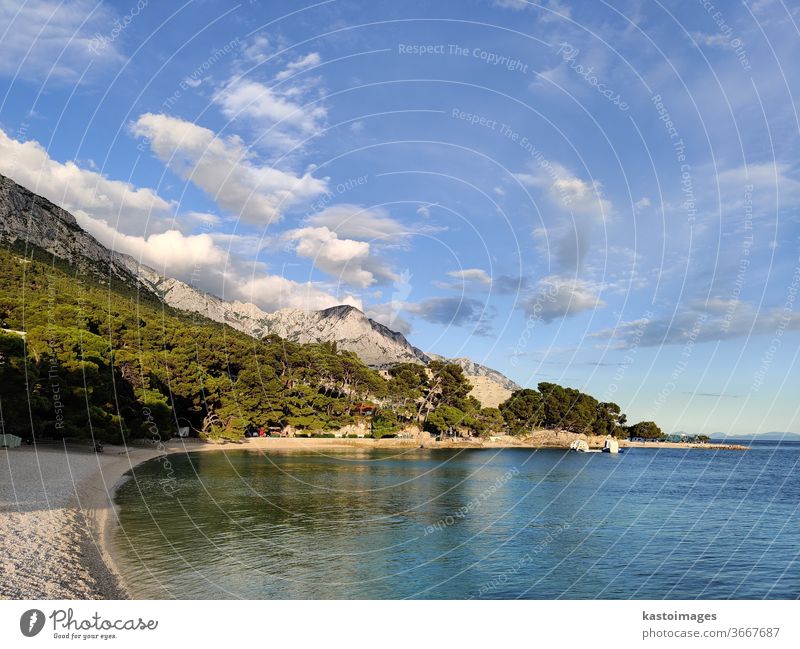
[0,441,212,600]
[1,434,747,600]
[181,434,748,451]
[92,435,750,599]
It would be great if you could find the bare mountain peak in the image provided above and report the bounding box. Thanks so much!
[260,305,428,368]
[319,304,361,318]
[1,172,137,284]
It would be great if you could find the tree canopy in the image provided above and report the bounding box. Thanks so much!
[627,421,665,439]
[497,383,649,439]
[0,244,660,444]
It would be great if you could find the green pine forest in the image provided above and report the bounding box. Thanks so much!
[0,244,663,444]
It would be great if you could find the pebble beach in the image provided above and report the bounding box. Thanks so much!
[0,444,164,599]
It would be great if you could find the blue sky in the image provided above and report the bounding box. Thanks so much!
[1,0,799,435]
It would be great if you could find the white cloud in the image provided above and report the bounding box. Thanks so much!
[215,78,326,139]
[214,47,326,153]
[274,52,321,81]
[0,125,356,315]
[80,209,358,313]
[447,268,493,286]
[520,276,605,323]
[306,204,407,240]
[492,0,530,10]
[285,226,396,288]
[237,274,361,312]
[184,211,222,227]
[0,126,172,236]
[492,0,571,21]
[516,162,612,218]
[691,32,732,48]
[76,214,227,276]
[241,35,272,64]
[0,0,125,80]
[131,113,327,224]
[84,214,355,312]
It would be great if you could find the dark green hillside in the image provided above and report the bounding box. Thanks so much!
[0,245,502,443]
[0,245,390,443]
[0,243,651,444]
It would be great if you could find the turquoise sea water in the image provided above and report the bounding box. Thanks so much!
[113,443,800,599]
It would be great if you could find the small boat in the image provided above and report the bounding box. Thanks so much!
[602,436,620,454]
[569,439,600,453]
[570,439,589,452]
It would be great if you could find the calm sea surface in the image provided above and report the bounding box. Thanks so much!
[113,442,800,599]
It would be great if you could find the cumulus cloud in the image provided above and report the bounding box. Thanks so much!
[0,0,125,80]
[520,276,605,323]
[305,204,408,241]
[237,274,361,312]
[81,214,358,313]
[0,125,356,314]
[76,214,227,275]
[285,226,397,288]
[87,215,355,312]
[131,113,327,224]
[0,126,172,236]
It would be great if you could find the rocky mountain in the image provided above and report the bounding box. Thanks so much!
[0,173,138,284]
[0,172,518,398]
[259,305,429,368]
[116,257,428,367]
[428,354,520,407]
[116,256,273,336]
[429,355,520,391]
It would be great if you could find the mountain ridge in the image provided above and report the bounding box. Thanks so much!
[0,172,518,398]
[711,431,800,441]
